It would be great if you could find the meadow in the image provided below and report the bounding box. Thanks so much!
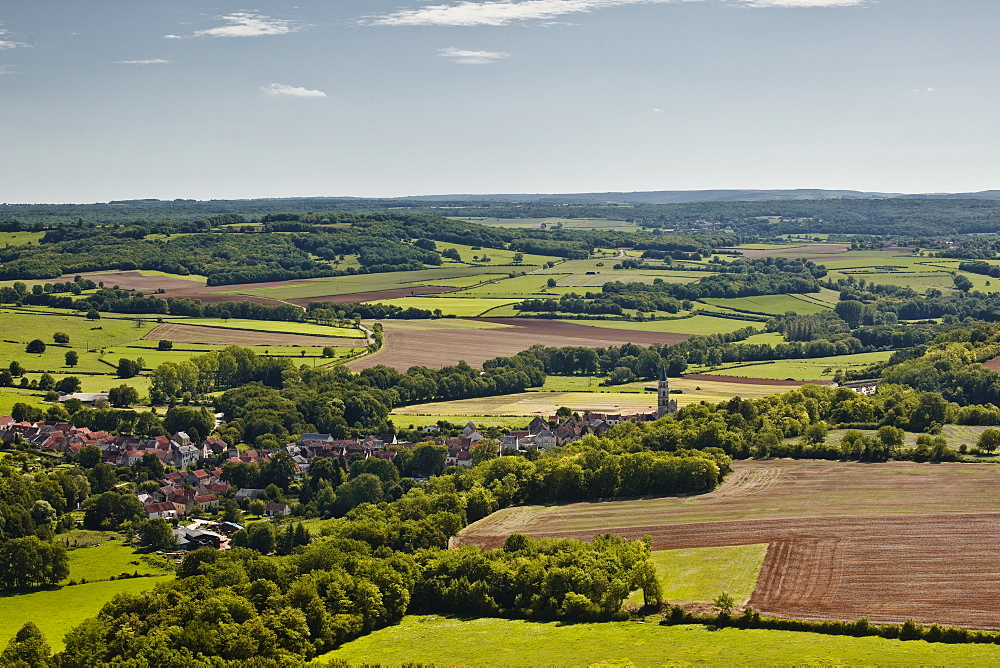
[0,577,172,650]
[320,615,1000,666]
[555,315,764,336]
[367,296,524,317]
[696,350,893,382]
[701,293,833,316]
[172,318,363,338]
[651,544,767,605]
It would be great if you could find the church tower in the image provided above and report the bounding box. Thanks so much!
[656,367,677,418]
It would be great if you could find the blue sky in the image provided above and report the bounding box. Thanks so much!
[0,0,996,202]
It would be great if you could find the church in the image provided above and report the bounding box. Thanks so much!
[654,367,678,418]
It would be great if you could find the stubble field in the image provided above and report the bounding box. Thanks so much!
[458,459,1000,629]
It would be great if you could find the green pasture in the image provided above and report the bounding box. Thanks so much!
[434,241,559,268]
[179,318,363,338]
[456,273,566,299]
[369,296,522,317]
[0,576,172,650]
[654,544,767,605]
[556,315,764,336]
[62,538,172,582]
[739,332,786,345]
[0,231,44,247]
[320,615,1000,666]
[0,389,47,416]
[702,293,832,316]
[222,266,512,301]
[697,350,891,381]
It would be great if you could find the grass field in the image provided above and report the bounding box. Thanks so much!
[696,350,893,381]
[320,615,1000,666]
[433,241,559,268]
[0,231,44,247]
[390,414,534,430]
[60,536,173,582]
[653,545,767,605]
[0,576,172,650]
[470,217,642,231]
[367,296,523,317]
[556,315,763,336]
[701,293,833,316]
[177,318,363,338]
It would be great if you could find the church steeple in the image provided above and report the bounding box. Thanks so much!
[656,366,677,417]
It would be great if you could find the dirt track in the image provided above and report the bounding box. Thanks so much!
[348,318,690,371]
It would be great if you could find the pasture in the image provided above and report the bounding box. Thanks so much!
[365,296,523,318]
[0,576,172,650]
[696,350,893,382]
[652,544,767,605]
[701,293,833,316]
[167,318,363,338]
[555,315,764,336]
[320,615,1000,666]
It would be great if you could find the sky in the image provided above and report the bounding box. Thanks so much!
[0,0,997,203]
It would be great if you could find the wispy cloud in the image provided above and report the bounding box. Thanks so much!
[169,12,305,39]
[115,59,170,65]
[737,0,864,6]
[262,83,327,98]
[439,47,510,64]
[0,26,28,50]
[366,0,866,26]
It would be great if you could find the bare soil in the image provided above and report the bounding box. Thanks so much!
[349,318,690,371]
[144,323,364,347]
[983,356,1000,372]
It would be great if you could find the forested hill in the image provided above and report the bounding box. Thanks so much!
[2,195,1000,236]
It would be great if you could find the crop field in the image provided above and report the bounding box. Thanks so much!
[702,293,833,316]
[471,216,641,231]
[433,241,560,267]
[167,318,363,338]
[390,413,531,430]
[555,315,764,336]
[459,459,1000,630]
[453,273,565,299]
[321,615,1000,666]
[349,318,690,371]
[696,350,893,381]
[366,296,523,317]
[392,377,790,419]
[0,576,172,650]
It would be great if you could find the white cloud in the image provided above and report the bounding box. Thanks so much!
[439,47,510,64]
[262,83,327,98]
[176,12,304,38]
[115,59,170,65]
[737,0,864,6]
[0,27,28,50]
[365,0,866,26]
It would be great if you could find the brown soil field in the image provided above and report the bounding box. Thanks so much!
[287,285,457,306]
[348,318,690,371]
[984,356,1000,372]
[681,374,833,386]
[457,460,1000,629]
[144,323,365,347]
[58,271,201,293]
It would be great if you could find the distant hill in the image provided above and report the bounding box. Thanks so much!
[399,189,1000,205]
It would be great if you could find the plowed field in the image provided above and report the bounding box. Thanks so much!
[458,460,1000,629]
[349,317,689,371]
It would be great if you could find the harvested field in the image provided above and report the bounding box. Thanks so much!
[58,271,202,293]
[984,355,1000,372]
[287,286,457,306]
[349,317,689,371]
[717,244,851,258]
[458,460,1000,629]
[145,323,364,347]
[681,374,832,386]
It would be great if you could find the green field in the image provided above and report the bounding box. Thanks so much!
[62,538,172,582]
[390,414,531,430]
[179,318,364,338]
[0,576,172,650]
[469,217,642,232]
[320,615,1000,666]
[653,545,768,605]
[698,350,893,381]
[557,315,764,336]
[369,296,523,318]
[0,231,44,247]
[702,293,833,316]
[222,266,514,300]
[433,241,559,268]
